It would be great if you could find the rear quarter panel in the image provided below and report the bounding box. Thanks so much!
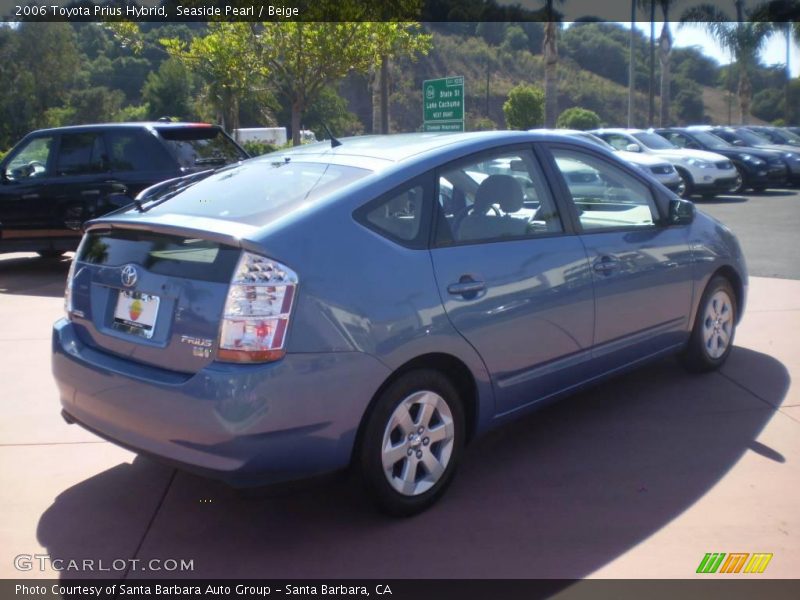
[242,172,497,434]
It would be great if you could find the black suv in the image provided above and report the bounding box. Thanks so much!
[0,122,248,257]
[654,127,788,192]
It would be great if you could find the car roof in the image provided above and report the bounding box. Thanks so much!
[256,131,591,172]
[27,122,219,136]
[591,128,643,134]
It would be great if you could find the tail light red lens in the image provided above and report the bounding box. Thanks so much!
[217,252,298,363]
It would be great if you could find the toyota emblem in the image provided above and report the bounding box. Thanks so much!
[121,264,138,288]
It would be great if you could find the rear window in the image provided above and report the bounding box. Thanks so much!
[142,160,371,226]
[79,230,240,283]
[107,129,170,172]
[156,126,247,168]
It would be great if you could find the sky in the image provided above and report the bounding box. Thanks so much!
[623,22,800,78]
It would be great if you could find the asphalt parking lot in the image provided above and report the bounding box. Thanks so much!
[1,188,799,581]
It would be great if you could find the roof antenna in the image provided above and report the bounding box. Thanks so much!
[321,122,342,148]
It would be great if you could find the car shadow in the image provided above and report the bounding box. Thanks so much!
[750,189,796,197]
[691,194,747,204]
[36,347,789,581]
[0,253,71,298]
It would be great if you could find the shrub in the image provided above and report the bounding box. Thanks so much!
[503,84,544,130]
[556,107,601,130]
[241,140,278,156]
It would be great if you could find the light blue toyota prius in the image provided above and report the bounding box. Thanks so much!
[52,131,746,515]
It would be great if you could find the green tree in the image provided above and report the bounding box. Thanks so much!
[503,84,545,129]
[501,25,529,53]
[257,23,428,145]
[556,106,601,129]
[142,57,195,120]
[161,23,269,132]
[672,76,705,123]
[562,22,630,86]
[68,87,125,124]
[750,88,784,122]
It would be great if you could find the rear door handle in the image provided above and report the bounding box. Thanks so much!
[592,255,620,274]
[21,193,39,200]
[447,279,486,298]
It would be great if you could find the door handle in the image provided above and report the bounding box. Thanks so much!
[21,193,39,200]
[447,278,486,299]
[81,190,101,196]
[592,255,620,274]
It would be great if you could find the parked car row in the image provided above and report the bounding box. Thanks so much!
[591,125,799,198]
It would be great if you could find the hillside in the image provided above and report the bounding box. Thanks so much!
[701,85,769,126]
[341,26,778,133]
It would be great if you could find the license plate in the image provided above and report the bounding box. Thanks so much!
[112,290,160,339]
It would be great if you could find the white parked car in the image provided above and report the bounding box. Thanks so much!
[591,128,741,198]
[535,129,686,196]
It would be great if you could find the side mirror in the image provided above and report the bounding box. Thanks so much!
[668,198,695,226]
[686,142,700,150]
[626,143,641,153]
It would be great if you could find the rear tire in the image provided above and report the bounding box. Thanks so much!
[359,369,465,517]
[679,276,737,373]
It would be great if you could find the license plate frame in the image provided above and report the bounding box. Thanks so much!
[112,290,160,339]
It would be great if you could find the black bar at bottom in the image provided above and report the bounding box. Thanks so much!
[3,579,799,600]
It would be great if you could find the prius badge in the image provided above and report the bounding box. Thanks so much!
[121,264,138,288]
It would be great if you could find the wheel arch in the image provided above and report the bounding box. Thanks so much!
[350,353,480,466]
[713,265,745,324]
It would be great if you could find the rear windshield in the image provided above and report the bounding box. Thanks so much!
[141,160,371,226]
[79,230,240,283]
[156,126,247,168]
[632,132,676,150]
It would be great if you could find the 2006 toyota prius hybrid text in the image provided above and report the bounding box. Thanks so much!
[52,132,747,516]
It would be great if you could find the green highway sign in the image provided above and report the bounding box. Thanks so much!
[423,76,464,132]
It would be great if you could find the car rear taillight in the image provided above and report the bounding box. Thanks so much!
[217,252,298,363]
[64,256,77,317]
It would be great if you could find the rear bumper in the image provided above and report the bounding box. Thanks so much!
[52,319,390,487]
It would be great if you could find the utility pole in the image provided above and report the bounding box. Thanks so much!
[648,2,655,127]
[628,1,636,128]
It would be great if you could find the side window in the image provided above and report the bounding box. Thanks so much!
[552,148,660,231]
[603,134,631,151]
[362,184,424,244]
[435,149,562,245]
[107,130,168,172]
[4,136,55,180]
[56,133,106,176]
[665,132,687,148]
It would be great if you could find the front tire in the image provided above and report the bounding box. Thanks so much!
[680,276,737,372]
[675,168,693,198]
[360,369,465,517]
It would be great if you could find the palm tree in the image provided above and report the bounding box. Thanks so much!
[681,1,772,124]
[656,1,681,127]
[542,0,562,128]
[749,1,800,123]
